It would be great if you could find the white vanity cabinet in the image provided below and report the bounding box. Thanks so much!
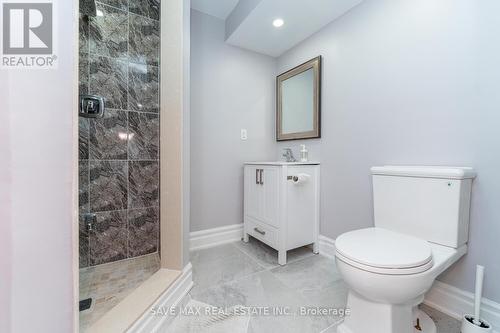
[243,162,320,265]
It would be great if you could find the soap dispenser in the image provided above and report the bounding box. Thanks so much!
[299,144,308,162]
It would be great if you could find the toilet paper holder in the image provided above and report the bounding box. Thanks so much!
[287,174,311,185]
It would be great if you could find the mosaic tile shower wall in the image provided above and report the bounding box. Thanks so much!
[79,0,160,267]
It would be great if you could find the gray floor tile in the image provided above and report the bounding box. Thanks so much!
[270,255,343,291]
[234,238,315,269]
[192,269,318,332]
[183,241,462,333]
[191,248,265,295]
[192,270,302,308]
[420,303,462,333]
[190,243,242,267]
[247,313,314,333]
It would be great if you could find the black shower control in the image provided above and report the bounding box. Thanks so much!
[79,94,105,118]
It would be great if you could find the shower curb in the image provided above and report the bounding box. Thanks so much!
[127,263,194,333]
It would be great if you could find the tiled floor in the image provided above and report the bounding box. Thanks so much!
[79,253,160,331]
[177,238,461,333]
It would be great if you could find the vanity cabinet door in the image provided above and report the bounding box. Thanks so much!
[260,167,279,228]
[244,166,261,221]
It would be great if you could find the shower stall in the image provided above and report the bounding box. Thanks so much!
[78,0,161,329]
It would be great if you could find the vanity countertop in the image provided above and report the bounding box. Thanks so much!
[244,161,320,166]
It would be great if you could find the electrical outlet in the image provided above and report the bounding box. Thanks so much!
[240,129,248,140]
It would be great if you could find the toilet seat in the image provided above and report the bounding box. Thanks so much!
[335,227,433,275]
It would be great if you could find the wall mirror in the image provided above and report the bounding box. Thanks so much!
[276,56,321,141]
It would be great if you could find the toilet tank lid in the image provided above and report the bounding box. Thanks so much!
[371,166,476,179]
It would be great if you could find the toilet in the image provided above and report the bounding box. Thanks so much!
[335,166,476,333]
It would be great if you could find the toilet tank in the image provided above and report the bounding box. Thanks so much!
[371,166,475,248]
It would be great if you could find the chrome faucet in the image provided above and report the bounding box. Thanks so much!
[282,148,296,162]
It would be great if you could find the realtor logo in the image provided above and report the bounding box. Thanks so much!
[1,1,57,68]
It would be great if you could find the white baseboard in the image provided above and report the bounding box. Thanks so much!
[318,234,336,259]
[189,226,500,331]
[189,223,334,255]
[128,263,194,333]
[190,224,244,251]
[424,280,500,332]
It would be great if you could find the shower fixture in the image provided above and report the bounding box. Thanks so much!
[79,94,105,118]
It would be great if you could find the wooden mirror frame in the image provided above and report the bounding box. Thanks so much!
[276,56,321,141]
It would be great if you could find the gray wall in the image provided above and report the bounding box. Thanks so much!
[276,0,500,302]
[190,10,277,232]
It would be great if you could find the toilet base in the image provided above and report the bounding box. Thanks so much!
[337,292,436,333]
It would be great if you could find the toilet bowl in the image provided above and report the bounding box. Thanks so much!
[335,227,467,333]
[334,166,475,333]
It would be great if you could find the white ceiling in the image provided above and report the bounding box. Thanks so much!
[191,0,240,20]
[225,0,364,57]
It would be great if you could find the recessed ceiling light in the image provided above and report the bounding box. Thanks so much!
[273,18,284,28]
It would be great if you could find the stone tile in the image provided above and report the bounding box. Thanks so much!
[80,0,96,17]
[79,215,90,268]
[89,55,128,110]
[79,161,89,213]
[167,299,251,332]
[129,14,159,66]
[190,243,243,267]
[190,250,265,295]
[79,49,89,95]
[191,269,297,308]
[320,323,340,333]
[234,238,315,269]
[89,109,128,160]
[128,161,159,209]
[79,253,160,329]
[247,315,314,333]
[129,0,160,20]
[89,210,128,265]
[89,160,128,212]
[128,63,159,112]
[80,82,89,96]
[180,244,464,333]
[96,0,127,11]
[300,279,349,332]
[128,207,159,257]
[268,256,346,332]
[79,52,89,87]
[192,270,313,333]
[269,255,343,292]
[89,3,128,59]
[79,14,90,54]
[79,118,89,160]
[128,111,159,160]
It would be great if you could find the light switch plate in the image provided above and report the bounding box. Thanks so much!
[240,129,248,140]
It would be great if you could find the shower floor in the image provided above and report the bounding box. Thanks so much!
[79,253,160,331]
